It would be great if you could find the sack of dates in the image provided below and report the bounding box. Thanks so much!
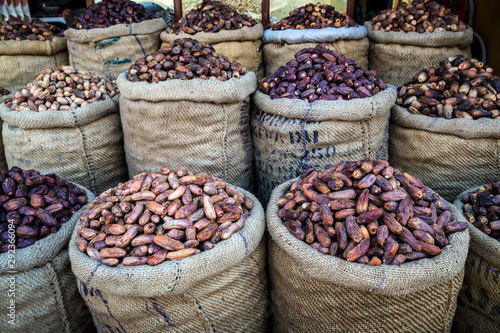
[0,17,69,91]
[389,56,500,201]
[162,0,264,79]
[0,67,128,195]
[0,168,95,333]
[0,87,13,171]
[451,183,500,333]
[118,38,256,191]
[253,44,396,204]
[267,159,470,332]
[64,0,166,80]
[70,167,267,333]
[263,3,369,76]
[365,0,473,87]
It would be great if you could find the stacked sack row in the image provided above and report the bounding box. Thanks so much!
[0,0,498,332]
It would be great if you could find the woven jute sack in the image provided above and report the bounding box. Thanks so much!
[65,19,167,80]
[252,86,396,205]
[365,22,473,87]
[0,96,128,195]
[451,185,500,333]
[267,178,469,333]
[389,104,500,202]
[0,184,95,333]
[70,188,267,333]
[161,24,265,79]
[117,71,256,191]
[263,26,369,76]
[0,38,69,91]
[0,92,14,171]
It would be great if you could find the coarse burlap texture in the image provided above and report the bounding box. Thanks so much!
[117,71,256,191]
[70,188,267,333]
[452,185,500,333]
[0,38,69,91]
[263,26,369,76]
[389,104,500,202]
[0,184,95,333]
[252,86,396,205]
[65,19,167,80]
[268,179,469,333]
[0,96,128,195]
[365,22,473,87]
[161,24,265,79]
[0,92,14,171]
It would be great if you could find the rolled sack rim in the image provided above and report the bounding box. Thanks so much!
[391,104,500,139]
[116,71,257,103]
[69,187,266,297]
[364,22,473,49]
[161,23,263,44]
[0,95,119,130]
[267,178,470,297]
[64,18,167,43]
[262,25,367,44]
[453,185,500,267]
[0,36,68,55]
[253,85,396,122]
[0,182,95,274]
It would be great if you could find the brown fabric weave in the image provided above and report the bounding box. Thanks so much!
[0,184,95,333]
[0,93,14,171]
[267,179,469,333]
[69,188,267,333]
[452,186,500,333]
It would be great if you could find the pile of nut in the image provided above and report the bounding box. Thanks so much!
[258,44,386,101]
[0,17,64,41]
[5,66,119,112]
[460,183,500,241]
[0,167,88,252]
[70,0,157,30]
[167,0,257,34]
[155,7,175,28]
[396,56,500,119]
[127,38,247,82]
[371,0,467,33]
[76,166,254,266]
[276,159,468,265]
[0,87,10,98]
[267,2,357,30]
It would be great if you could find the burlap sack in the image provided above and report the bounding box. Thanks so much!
[252,86,396,205]
[117,71,256,191]
[0,92,14,171]
[70,188,267,333]
[263,26,369,76]
[0,184,95,333]
[65,19,167,80]
[0,96,128,195]
[268,178,469,332]
[0,38,69,91]
[452,185,500,333]
[365,22,473,87]
[161,24,264,79]
[389,104,500,202]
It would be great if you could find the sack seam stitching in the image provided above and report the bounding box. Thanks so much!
[223,104,229,180]
[46,260,72,333]
[185,291,216,333]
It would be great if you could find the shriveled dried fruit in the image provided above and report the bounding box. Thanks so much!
[276,158,468,265]
[76,166,253,266]
[0,87,10,97]
[258,43,386,101]
[0,17,63,41]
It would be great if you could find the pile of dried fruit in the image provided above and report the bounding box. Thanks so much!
[460,183,500,241]
[396,55,500,119]
[5,66,119,112]
[127,38,247,82]
[268,2,357,30]
[371,0,467,33]
[76,166,254,266]
[0,167,88,252]
[276,158,468,265]
[258,44,386,101]
[70,0,157,30]
[0,17,64,41]
[167,0,257,34]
